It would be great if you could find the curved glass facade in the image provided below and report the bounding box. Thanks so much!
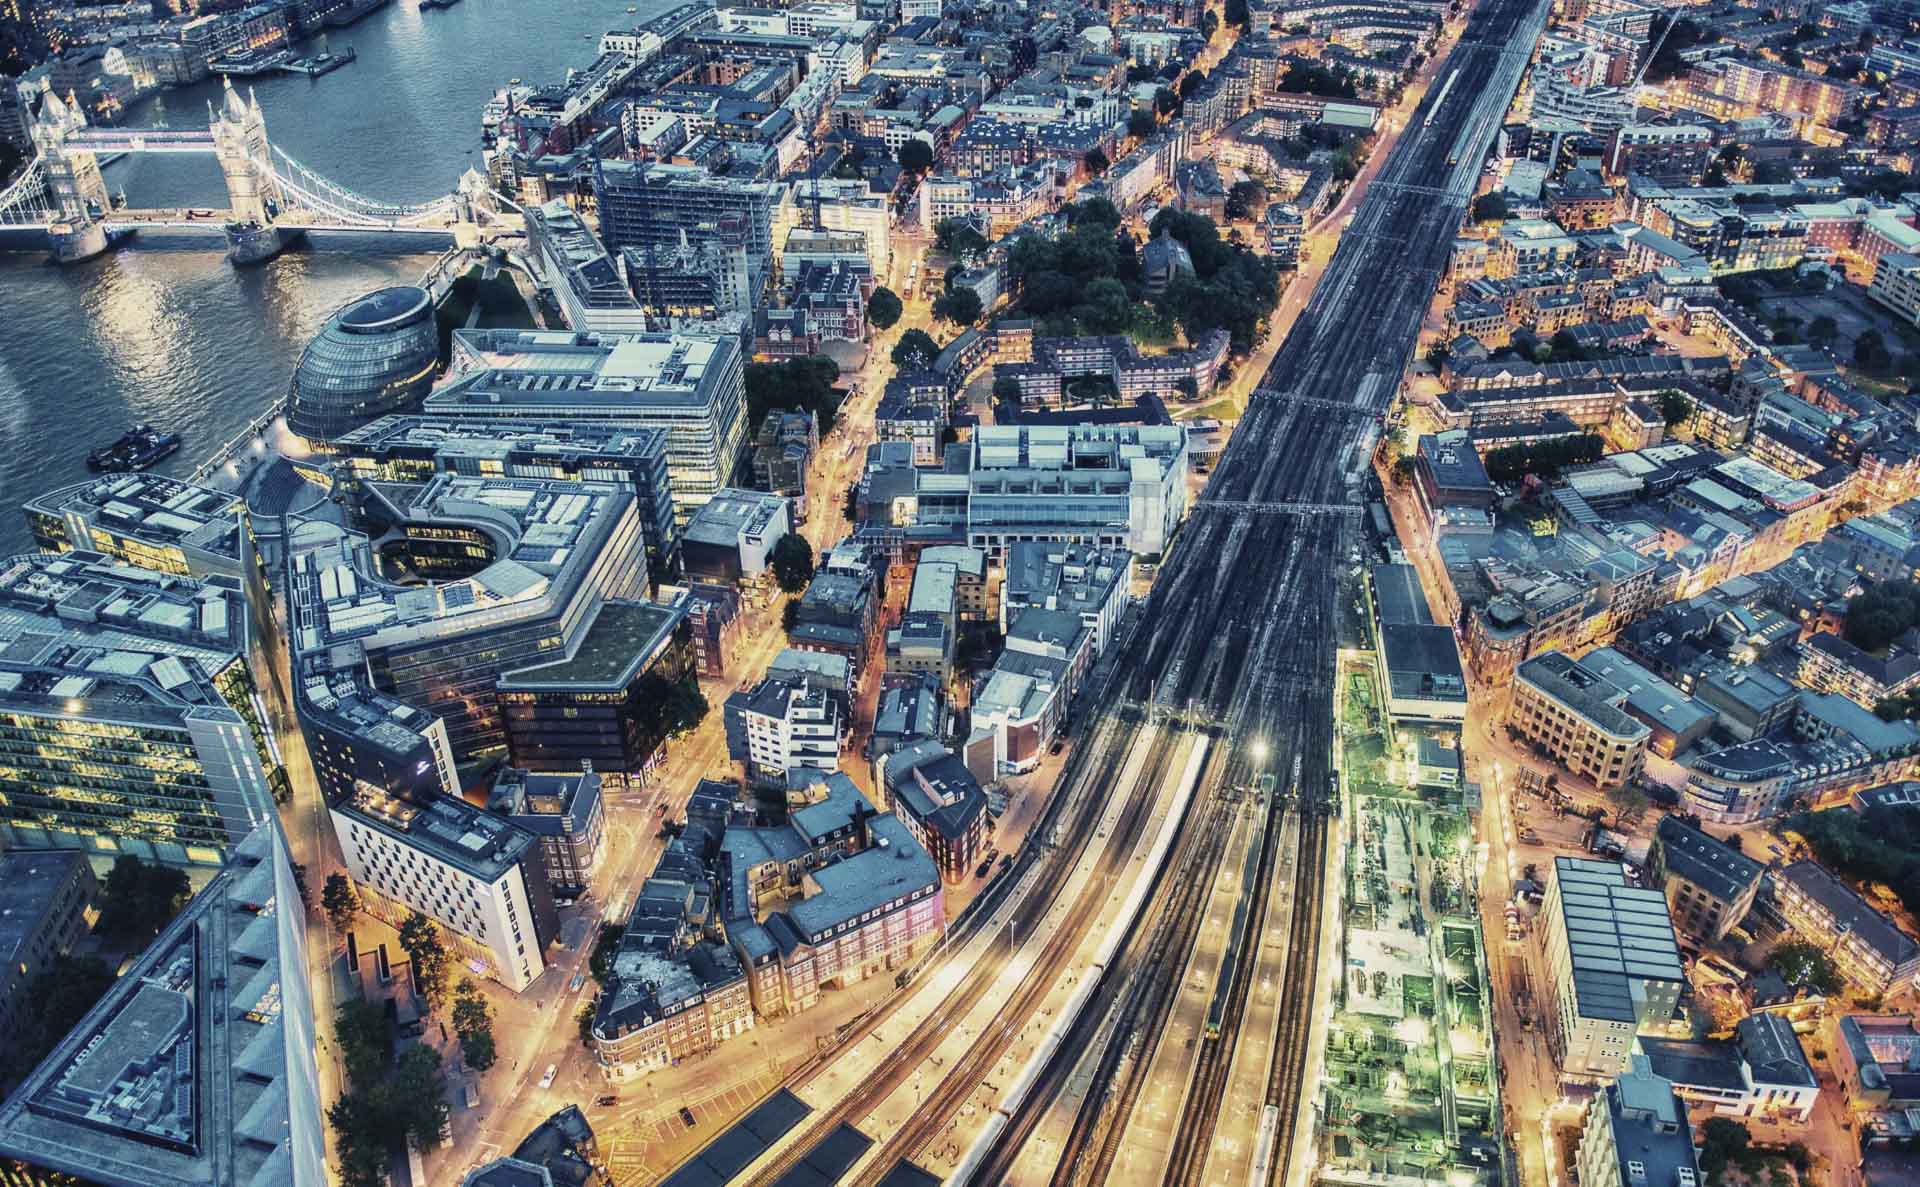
[287,286,439,444]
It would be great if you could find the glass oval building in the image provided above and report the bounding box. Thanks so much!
[287,286,438,445]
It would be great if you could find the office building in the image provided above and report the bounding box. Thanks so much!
[1413,429,1497,536]
[23,472,267,617]
[1511,651,1652,792]
[593,160,780,307]
[496,596,697,780]
[0,553,285,867]
[1834,1015,1920,1116]
[919,545,990,621]
[880,739,990,881]
[1646,816,1764,943]
[487,766,607,898]
[971,607,1093,776]
[1637,1013,1819,1125]
[1543,857,1686,1076]
[724,675,842,785]
[789,564,881,676]
[965,425,1190,559]
[427,329,749,521]
[721,772,945,1018]
[0,851,96,1044]
[525,199,649,334]
[681,487,791,585]
[287,286,440,444]
[329,415,680,580]
[0,824,326,1187]
[284,473,648,774]
[1574,1059,1700,1187]
[332,786,558,992]
[1774,860,1920,996]
[999,542,1133,656]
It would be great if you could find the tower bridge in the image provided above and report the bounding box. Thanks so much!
[0,77,508,263]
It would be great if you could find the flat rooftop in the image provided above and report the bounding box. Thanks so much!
[25,474,248,564]
[499,597,686,690]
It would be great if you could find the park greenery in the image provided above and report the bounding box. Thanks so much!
[96,855,192,942]
[770,533,815,593]
[1765,940,1845,998]
[1842,578,1920,654]
[1004,199,1283,354]
[1786,803,1920,923]
[745,356,842,436]
[2,954,118,1087]
[1480,434,1604,483]
[329,998,451,1187]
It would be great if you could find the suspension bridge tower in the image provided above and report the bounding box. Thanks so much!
[31,90,113,262]
[210,76,297,264]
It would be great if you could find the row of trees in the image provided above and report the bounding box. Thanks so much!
[1785,803,1920,923]
[329,995,451,1187]
[1480,433,1604,482]
[1842,577,1920,654]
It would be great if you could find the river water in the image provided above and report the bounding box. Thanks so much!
[0,0,658,554]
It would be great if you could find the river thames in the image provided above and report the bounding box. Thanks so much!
[0,0,660,553]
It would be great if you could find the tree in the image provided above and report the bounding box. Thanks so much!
[397,912,450,1014]
[334,998,393,1090]
[1481,434,1605,482]
[451,977,497,1072]
[328,1092,392,1187]
[1856,329,1893,374]
[770,533,814,593]
[1128,108,1156,139]
[892,328,942,371]
[992,373,1025,405]
[1153,86,1180,117]
[1201,8,1219,38]
[3,954,117,1084]
[589,923,625,983]
[1807,314,1839,346]
[933,218,989,261]
[745,355,842,434]
[1766,941,1844,997]
[1178,70,1206,100]
[1174,376,1200,401]
[897,138,933,174]
[868,286,903,331]
[1697,1117,1753,1181]
[1225,179,1266,221]
[95,856,191,942]
[1083,146,1109,176]
[1470,191,1509,224]
[577,1001,598,1049]
[1657,389,1693,426]
[321,873,359,933]
[387,1045,451,1152]
[933,286,983,326]
[782,600,800,632]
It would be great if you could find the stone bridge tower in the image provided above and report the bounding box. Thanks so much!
[209,76,283,226]
[30,90,108,221]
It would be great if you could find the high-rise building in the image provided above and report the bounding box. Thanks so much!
[0,823,327,1187]
[327,415,680,583]
[428,328,749,521]
[0,553,285,866]
[593,159,779,308]
[1543,858,1686,1076]
[286,286,440,445]
[331,784,559,991]
[524,199,650,334]
[0,851,96,1043]
[284,473,648,770]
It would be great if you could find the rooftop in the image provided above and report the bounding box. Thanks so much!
[0,825,324,1187]
[498,597,685,690]
[1554,857,1685,1024]
[684,487,790,549]
[338,786,535,883]
[1653,816,1763,905]
[24,474,249,567]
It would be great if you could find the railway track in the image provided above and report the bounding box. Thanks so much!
[1266,809,1333,1187]
[842,727,1191,1187]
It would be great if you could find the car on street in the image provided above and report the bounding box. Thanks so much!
[596,1094,618,1107]
[539,1064,558,1089]
[680,1106,698,1128]
[569,972,586,992]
